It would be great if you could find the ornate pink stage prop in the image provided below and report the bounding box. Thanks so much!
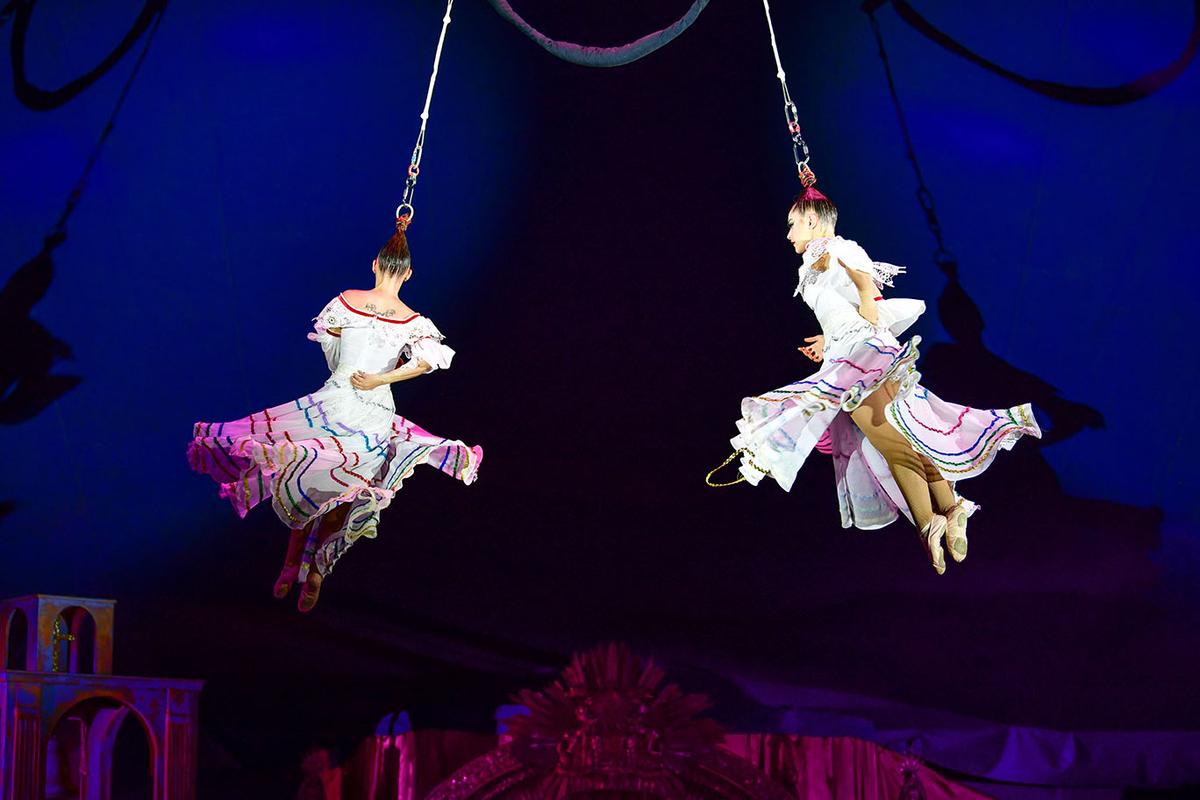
[428,643,788,799]
[309,644,986,799]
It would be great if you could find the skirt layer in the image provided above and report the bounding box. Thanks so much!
[188,385,480,574]
[729,334,1040,528]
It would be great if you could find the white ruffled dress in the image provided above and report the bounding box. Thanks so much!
[189,294,482,575]
[729,237,1040,529]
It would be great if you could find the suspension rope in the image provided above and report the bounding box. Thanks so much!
[761,0,816,188]
[704,3,815,491]
[396,0,454,231]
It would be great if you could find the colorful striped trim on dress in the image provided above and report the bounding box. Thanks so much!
[886,396,1040,479]
[745,336,918,416]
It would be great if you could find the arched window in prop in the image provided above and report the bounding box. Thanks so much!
[51,606,97,675]
[44,697,156,800]
[3,607,30,671]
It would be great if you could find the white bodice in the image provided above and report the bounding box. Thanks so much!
[308,294,455,380]
[794,236,924,356]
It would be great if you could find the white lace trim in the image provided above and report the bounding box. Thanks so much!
[794,236,906,295]
[869,259,905,288]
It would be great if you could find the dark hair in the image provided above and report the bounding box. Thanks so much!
[376,230,412,277]
[790,193,838,230]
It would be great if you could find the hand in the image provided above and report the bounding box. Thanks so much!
[351,371,385,390]
[798,335,824,363]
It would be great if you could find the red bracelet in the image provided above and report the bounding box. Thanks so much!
[873,295,883,301]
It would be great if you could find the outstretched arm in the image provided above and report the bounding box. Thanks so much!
[350,361,431,390]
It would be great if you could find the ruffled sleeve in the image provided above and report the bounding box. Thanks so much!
[307,295,359,371]
[875,297,926,337]
[310,295,360,337]
[830,238,906,289]
[402,318,456,372]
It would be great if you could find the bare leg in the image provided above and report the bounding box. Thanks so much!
[297,503,352,612]
[850,381,948,574]
[922,449,967,562]
[273,527,308,599]
[915,446,970,561]
[850,381,936,530]
[929,478,956,514]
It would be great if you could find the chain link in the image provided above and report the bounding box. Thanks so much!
[763,0,817,186]
[705,449,773,488]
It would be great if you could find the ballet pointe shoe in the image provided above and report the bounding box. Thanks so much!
[273,564,300,599]
[920,515,948,576]
[944,500,969,563]
[297,570,324,613]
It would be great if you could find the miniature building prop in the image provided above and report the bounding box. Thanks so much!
[1,594,204,800]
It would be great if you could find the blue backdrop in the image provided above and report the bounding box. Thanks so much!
[2,0,1198,789]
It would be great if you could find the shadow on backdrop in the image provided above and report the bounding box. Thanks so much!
[0,0,166,520]
[921,257,1162,586]
[0,233,80,520]
[867,2,1164,587]
[0,233,79,428]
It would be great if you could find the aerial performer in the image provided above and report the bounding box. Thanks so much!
[188,1,481,610]
[188,223,481,610]
[707,1,1041,574]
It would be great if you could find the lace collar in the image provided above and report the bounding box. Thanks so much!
[802,236,837,267]
[794,236,837,296]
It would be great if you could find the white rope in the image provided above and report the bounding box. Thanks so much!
[761,0,815,180]
[761,0,795,112]
[398,0,455,221]
[412,0,454,171]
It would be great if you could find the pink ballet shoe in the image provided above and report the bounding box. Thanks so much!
[920,515,948,575]
[944,501,969,563]
[273,564,300,599]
